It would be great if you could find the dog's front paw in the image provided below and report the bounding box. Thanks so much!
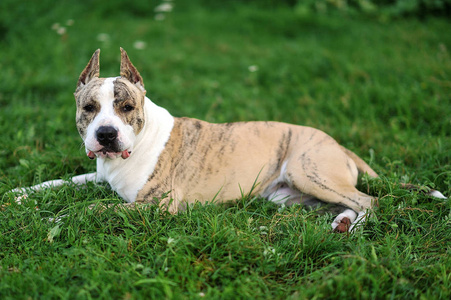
[6,187,29,204]
[14,193,29,205]
[5,190,28,205]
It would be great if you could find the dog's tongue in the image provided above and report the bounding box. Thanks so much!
[87,151,96,159]
[121,150,131,159]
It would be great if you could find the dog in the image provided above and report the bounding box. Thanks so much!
[10,48,446,232]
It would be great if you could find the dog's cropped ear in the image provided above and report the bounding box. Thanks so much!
[76,49,100,92]
[120,47,145,91]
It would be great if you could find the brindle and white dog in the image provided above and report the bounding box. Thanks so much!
[11,48,446,232]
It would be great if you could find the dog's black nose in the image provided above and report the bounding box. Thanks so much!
[96,126,118,145]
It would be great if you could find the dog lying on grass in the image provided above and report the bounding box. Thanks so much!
[10,48,446,232]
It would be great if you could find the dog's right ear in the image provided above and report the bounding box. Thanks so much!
[120,47,145,91]
[76,49,100,92]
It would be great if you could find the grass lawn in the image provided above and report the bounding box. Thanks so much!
[1,0,450,298]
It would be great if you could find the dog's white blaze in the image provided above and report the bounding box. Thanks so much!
[95,90,174,202]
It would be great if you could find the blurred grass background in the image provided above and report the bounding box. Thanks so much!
[0,0,450,298]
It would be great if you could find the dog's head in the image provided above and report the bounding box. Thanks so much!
[74,48,146,160]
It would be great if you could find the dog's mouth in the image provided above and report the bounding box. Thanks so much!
[87,149,131,160]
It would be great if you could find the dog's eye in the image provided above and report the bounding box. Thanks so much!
[123,105,134,112]
[83,104,95,112]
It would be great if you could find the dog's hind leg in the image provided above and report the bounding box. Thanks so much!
[285,143,376,232]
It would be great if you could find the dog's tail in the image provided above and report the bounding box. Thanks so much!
[341,146,447,199]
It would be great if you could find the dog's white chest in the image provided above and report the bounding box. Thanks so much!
[95,98,174,202]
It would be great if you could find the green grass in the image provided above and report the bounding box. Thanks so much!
[1,1,450,299]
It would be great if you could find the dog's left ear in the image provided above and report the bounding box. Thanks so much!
[76,49,100,92]
[120,47,145,91]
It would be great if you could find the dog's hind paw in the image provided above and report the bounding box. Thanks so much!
[333,217,351,233]
[331,209,357,232]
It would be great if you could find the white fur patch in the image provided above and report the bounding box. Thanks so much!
[94,90,174,202]
[349,211,367,232]
[429,190,447,199]
[10,173,98,204]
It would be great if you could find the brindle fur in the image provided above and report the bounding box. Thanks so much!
[113,78,145,134]
[75,78,105,138]
[136,118,377,214]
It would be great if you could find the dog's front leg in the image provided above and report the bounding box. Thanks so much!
[9,172,98,203]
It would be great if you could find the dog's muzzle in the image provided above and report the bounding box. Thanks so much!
[86,126,131,160]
